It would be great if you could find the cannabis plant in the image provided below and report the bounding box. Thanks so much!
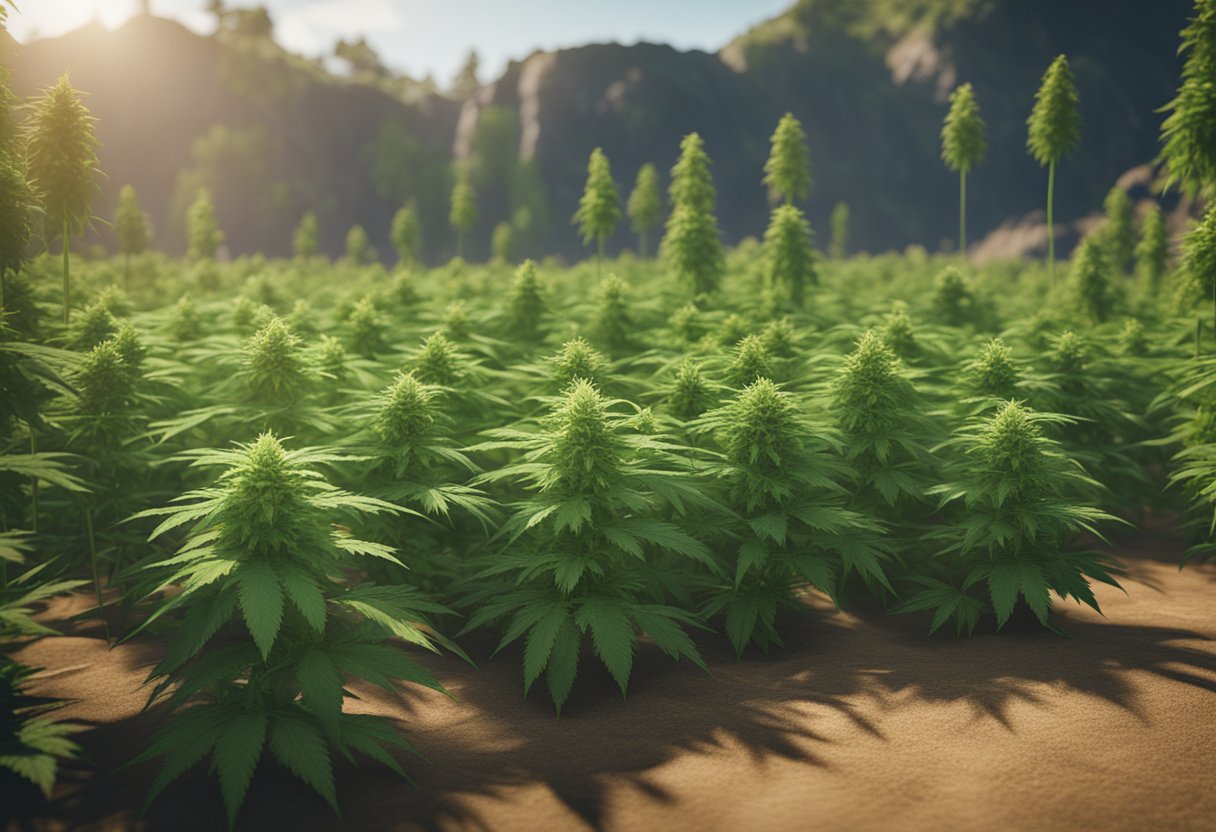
[627,163,661,259]
[573,148,620,272]
[1101,186,1135,274]
[763,204,816,308]
[829,201,849,259]
[450,173,477,259]
[345,224,373,265]
[130,433,451,826]
[1027,55,1081,280]
[187,188,224,261]
[391,203,421,266]
[763,112,810,204]
[1159,0,1216,197]
[0,156,37,311]
[940,82,986,254]
[0,659,84,799]
[830,331,934,513]
[693,378,888,653]
[113,184,152,286]
[504,259,546,342]
[463,380,713,711]
[1183,203,1216,330]
[292,211,319,259]
[592,274,632,352]
[662,133,724,296]
[1067,235,1117,324]
[25,73,101,324]
[902,401,1121,634]
[1135,204,1170,292]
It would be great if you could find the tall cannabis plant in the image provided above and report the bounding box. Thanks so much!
[292,210,319,259]
[1135,203,1170,292]
[763,204,816,308]
[763,112,810,205]
[25,73,101,324]
[903,401,1121,634]
[113,185,151,287]
[449,173,477,259]
[130,434,450,827]
[662,133,724,296]
[187,188,224,261]
[390,202,421,266]
[941,82,986,255]
[504,259,546,342]
[1159,0,1216,197]
[463,380,713,711]
[626,163,661,259]
[1183,203,1216,331]
[829,201,849,259]
[1027,55,1081,281]
[573,148,620,273]
[694,378,888,653]
[1101,186,1135,274]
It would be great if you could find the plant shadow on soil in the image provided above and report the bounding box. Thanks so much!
[6,548,1216,832]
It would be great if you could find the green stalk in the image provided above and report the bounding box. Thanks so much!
[124,252,130,291]
[1197,317,1204,359]
[960,169,968,257]
[456,231,464,260]
[1046,160,1056,282]
[84,506,111,643]
[62,217,71,325]
[639,228,648,261]
[597,236,605,277]
[29,426,38,534]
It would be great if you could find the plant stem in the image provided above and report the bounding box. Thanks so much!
[960,169,967,258]
[84,506,111,643]
[597,236,605,277]
[1197,317,1204,359]
[29,425,38,534]
[62,217,71,325]
[1046,160,1056,283]
[124,252,131,291]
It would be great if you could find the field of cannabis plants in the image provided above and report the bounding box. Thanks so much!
[4,1,1216,828]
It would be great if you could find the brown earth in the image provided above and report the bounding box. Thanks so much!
[5,533,1216,832]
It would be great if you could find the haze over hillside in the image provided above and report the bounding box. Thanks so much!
[2,0,1194,263]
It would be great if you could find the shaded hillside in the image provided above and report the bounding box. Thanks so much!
[2,1,1196,262]
[5,14,461,260]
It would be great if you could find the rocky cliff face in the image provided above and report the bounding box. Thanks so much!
[2,1,1195,262]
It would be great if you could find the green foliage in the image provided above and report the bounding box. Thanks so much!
[763,112,811,204]
[390,203,422,266]
[1027,55,1081,166]
[0,158,37,288]
[592,275,632,351]
[464,380,711,710]
[1067,235,1117,324]
[940,83,987,174]
[114,185,152,259]
[345,296,388,358]
[24,73,100,239]
[1159,0,1216,197]
[0,660,84,798]
[829,201,849,259]
[345,224,374,265]
[626,163,662,259]
[831,331,931,509]
[908,401,1121,634]
[1135,204,1170,290]
[505,259,546,341]
[187,188,225,261]
[662,133,724,295]
[1101,186,1135,274]
[573,148,621,260]
[131,434,447,825]
[763,203,816,308]
[292,211,319,259]
[449,173,477,258]
[491,221,516,264]
[1183,203,1216,305]
[694,378,887,653]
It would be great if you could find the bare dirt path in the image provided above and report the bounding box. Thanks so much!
[6,533,1216,831]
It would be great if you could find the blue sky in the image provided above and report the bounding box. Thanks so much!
[9,0,792,83]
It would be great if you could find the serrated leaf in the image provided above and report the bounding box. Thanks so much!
[237,561,284,660]
[213,711,268,828]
